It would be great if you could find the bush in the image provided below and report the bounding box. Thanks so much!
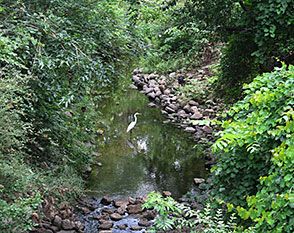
[143,192,237,232]
[212,64,294,232]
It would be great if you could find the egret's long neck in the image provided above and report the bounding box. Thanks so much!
[134,114,138,124]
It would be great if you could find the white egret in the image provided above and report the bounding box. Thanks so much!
[126,112,141,133]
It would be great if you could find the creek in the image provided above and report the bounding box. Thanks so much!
[86,78,207,199]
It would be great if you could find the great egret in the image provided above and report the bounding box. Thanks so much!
[127,112,141,133]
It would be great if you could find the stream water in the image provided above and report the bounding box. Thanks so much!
[86,79,207,199]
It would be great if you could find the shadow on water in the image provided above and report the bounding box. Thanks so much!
[86,80,207,199]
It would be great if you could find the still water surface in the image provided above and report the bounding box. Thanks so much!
[86,82,206,198]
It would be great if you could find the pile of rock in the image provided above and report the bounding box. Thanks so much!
[131,68,224,143]
[31,198,84,233]
[79,196,157,232]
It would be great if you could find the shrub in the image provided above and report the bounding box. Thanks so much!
[143,192,237,232]
[212,64,294,232]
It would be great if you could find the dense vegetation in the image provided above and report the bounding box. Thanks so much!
[0,0,137,231]
[0,0,293,232]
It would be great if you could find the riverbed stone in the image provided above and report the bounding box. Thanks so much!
[127,204,142,214]
[155,90,162,97]
[191,106,199,113]
[163,191,172,197]
[168,103,178,111]
[202,125,212,134]
[62,219,74,230]
[53,215,62,228]
[147,92,156,99]
[143,87,153,94]
[130,225,143,231]
[114,200,129,208]
[142,210,157,220]
[163,89,171,95]
[190,112,203,120]
[139,218,151,227]
[99,221,113,230]
[100,196,112,205]
[117,224,128,230]
[203,108,215,116]
[184,127,196,133]
[177,110,189,118]
[189,100,198,106]
[194,178,205,185]
[165,106,176,113]
[110,213,123,221]
[183,104,191,113]
[169,72,176,78]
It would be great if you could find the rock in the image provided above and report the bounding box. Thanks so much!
[194,178,205,185]
[190,112,203,120]
[163,120,171,124]
[99,221,113,230]
[177,110,189,118]
[142,210,157,220]
[147,92,156,99]
[148,73,159,80]
[80,206,91,215]
[102,208,114,214]
[99,231,112,233]
[183,104,191,113]
[202,125,213,134]
[158,79,166,85]
[117,224,128,230]
[189,100,198,106]
[169,72,176,78]
[162,191,172,197]
[110,213,123,221]
[139,218,151,227]
[143,87,154,94]
[155,90,162,97]
[127,204,142,214]
[165,106,176,113]
[53,215,62,228]
[100,196,112,205]
[203,109,215,116]
[147,102,156,108]
[129,84,138,90]
[130,225,143,231]
[191,106,199,113]
[184,127,196,133]
[205,99,216,105]
[168,103,178,111]
[114,200,129,208]
[116,206,126,215]
[132,75,141,83]
[62,219,74,230]
[128,197,136,204]
[74,221,84,231]
[163,89,171,95]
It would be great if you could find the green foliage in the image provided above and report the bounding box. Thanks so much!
[133,0,211,72]
[212,64,294,232]
[143,192,237,232]
[0,0,139,231]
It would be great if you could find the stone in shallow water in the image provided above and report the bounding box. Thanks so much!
[130,225,143,231]
[139,218,152,227]
[127,204,142,214]
[62,219,74,230]
[110,213,123,221]
[98,221,113,230]
[100,196,112,205]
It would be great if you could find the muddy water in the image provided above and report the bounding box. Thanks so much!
[86,79,207,199]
